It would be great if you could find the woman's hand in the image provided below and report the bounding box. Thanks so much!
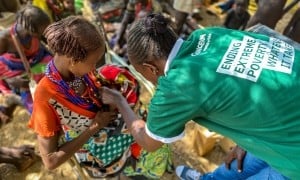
[89,110,117,135]
[100,87,125,108]
[224,145,246,172]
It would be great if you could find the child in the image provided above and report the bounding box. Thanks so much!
[28,16,172,179]
[111,0,153,58]
[223,0,250,30]
[0,5,52,123]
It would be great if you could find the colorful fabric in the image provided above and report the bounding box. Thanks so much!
[96,64,138,106]
[88,128,134,166]
[145,27,300,178]
[30,62,164,177]
[0,24,52,112]
[45,60,101,112]
[124,144,173,179]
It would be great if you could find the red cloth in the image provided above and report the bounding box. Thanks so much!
[97,64,138,106]
[131,142,142,159]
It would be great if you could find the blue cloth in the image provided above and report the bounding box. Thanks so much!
[201,153,289,180]
[20,90,33,113]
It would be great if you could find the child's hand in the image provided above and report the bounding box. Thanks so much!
[89,110,117,134]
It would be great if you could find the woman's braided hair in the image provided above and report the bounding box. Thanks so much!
[127,13,178,64]
[44,16,104,61]
[16,5,50,34]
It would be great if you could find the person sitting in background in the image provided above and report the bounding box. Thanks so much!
[111,0,153,58]
[223,0,250,30]
[170,0,201,35]
[0,5,52,123]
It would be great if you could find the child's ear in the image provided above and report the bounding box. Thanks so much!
[142,62,159,74]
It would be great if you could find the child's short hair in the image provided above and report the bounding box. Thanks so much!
[44,16,104,61]
[16,5,50,34]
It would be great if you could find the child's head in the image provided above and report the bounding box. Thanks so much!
[44,16,105,75]
[16,5,50,38]
[127,13,177,84]
[234,0,249,15]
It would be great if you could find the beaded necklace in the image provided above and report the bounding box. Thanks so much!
[45,60,102,112]
[66,76,84,94]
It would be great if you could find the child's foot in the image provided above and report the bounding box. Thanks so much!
[176,165,202,180]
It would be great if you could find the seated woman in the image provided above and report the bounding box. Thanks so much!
[0,5,52,123]
[28,16,172,179]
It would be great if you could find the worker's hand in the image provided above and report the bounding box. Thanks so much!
[100,87,125,108]
[224,145,246,172]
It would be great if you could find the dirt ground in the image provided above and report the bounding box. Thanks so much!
[0,2,297,180]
